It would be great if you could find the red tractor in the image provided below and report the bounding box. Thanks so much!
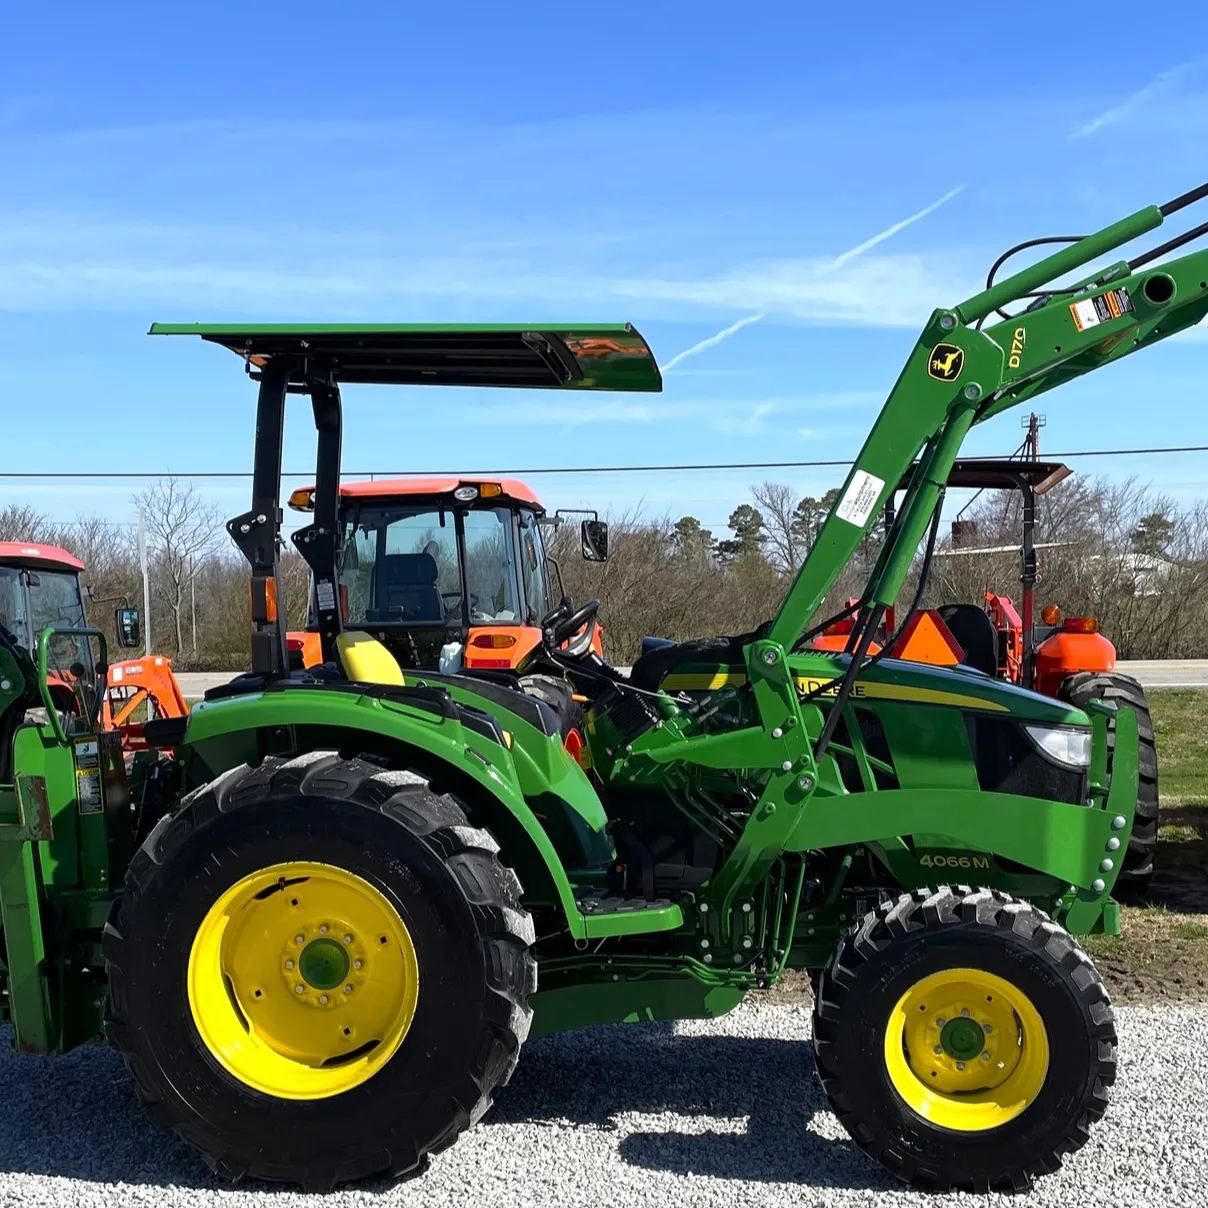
[0,542,189,754]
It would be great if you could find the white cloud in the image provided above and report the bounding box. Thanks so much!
[1071,61,1197,139]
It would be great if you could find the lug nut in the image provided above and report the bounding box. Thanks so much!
[295,985,304,995]
[1101,858,1114,872]
[772,727,783,739]
[1107,837,1120,851]
[343,934,353,944]
[1111,815,1127,829]
[1092,878,1106,893]
[956,1061,965,1071]
[319,994,328,1004]
[935,1017,947,1027]
[933,1045,943,1055]
[344,985,353,994]
[353,959,363,970]
[981,1052,991,1062]
[285,959,294,969]
[983,1024,992,1034]
[960,1008,970,1018]
[319,925,329,934]
[295,934,305,945]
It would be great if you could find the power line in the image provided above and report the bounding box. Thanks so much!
[1,444,1207,481]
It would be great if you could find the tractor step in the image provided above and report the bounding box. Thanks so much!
[575,891,682,938]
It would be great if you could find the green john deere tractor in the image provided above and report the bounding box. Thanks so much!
[4,183,1207,1194]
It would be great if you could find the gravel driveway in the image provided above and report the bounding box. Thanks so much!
[1,1003,1204,1208]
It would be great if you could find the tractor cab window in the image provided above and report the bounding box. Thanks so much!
[0,567,88,651]
[518,509,550,624]
[339,504,523,627]
[0,569,27,646]
[27,571,92,680]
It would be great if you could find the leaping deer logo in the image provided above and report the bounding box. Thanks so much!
[928,344,964,381]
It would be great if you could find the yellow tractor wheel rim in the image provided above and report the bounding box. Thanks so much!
[883,967,1049,1132]
[187,860,419,1100]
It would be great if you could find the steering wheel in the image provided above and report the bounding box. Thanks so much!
[441,591,480,616]
[542,598,601,658]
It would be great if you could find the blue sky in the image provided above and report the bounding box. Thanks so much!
[4,2,1208,544]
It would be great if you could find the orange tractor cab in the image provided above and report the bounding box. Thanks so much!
[0,542,188,754]
[286,476,608,676]
[842,458,1157,890]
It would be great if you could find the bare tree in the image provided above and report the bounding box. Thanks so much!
[752,482,801,573]
[133,479,220,656]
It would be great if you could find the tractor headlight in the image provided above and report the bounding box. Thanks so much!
[1023,724,1092,768]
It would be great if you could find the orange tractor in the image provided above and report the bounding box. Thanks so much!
[811,458,1158,891]
[0,542,189,753]
[286,477,608,754]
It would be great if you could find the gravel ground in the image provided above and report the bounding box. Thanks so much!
[0,1003,1204,1208]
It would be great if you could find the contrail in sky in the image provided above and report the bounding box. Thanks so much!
[661,183,966,373]
[660,311,767,373]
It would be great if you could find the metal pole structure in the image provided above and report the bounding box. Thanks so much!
[138,506,152,657]
[190,557,197,657]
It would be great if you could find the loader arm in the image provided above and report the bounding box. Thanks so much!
[768,180,1208,651]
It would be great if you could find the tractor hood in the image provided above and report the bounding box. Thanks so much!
[790,652,1087,727]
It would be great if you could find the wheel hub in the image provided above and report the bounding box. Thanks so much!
[940,1015,986,1062]
[298,937,351,991]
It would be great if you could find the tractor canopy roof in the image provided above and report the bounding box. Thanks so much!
[0,542,85,573]
[287,477,543,512]
[895,458,1072,496]
[148,324,662,392]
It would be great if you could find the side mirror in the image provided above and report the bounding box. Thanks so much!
[115,607,141,649]
[581,519,610,562]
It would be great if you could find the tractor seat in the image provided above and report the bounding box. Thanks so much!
[336,631,406,685]
[368,552,443,623]
[627,626,768,692]
[935,604,998,677]
[334,631,563,739]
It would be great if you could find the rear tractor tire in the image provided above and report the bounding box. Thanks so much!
[1058,671,1158,893]
[104,752,535,1191]
[813,887,1116,1193]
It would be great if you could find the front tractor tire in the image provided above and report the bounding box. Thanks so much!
[1058,671,1158,893]
[104,752,535,1191]
[813,887,1116,1193]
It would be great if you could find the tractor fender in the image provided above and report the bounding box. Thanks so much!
[175,686,592,939]
[1034,630,1117,697]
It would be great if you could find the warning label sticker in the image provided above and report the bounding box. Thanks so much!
[316,579,336,612]
[1070,286,1133,332]
[73,737,102,815]
[835,469,885,528]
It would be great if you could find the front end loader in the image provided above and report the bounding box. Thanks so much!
[3,181,1208,1194]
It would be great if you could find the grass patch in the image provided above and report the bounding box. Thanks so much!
[1149,688,1208,807]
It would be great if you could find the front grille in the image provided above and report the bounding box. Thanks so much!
[965,715,1086,805]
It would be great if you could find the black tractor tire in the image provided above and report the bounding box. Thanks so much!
[104,752,535,1191]
[813,886,1116,1194]
[1057,671,1158,893]
[520,672,585,741]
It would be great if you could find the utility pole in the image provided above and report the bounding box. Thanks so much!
[1022,412,1046,460]
[138,506,152,657]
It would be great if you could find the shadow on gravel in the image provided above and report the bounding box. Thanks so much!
[489,1021,893,1192]
[0,1031,408,1193]
[0,1020,886,1193]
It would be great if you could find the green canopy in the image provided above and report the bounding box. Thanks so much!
[149,323,662,392]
